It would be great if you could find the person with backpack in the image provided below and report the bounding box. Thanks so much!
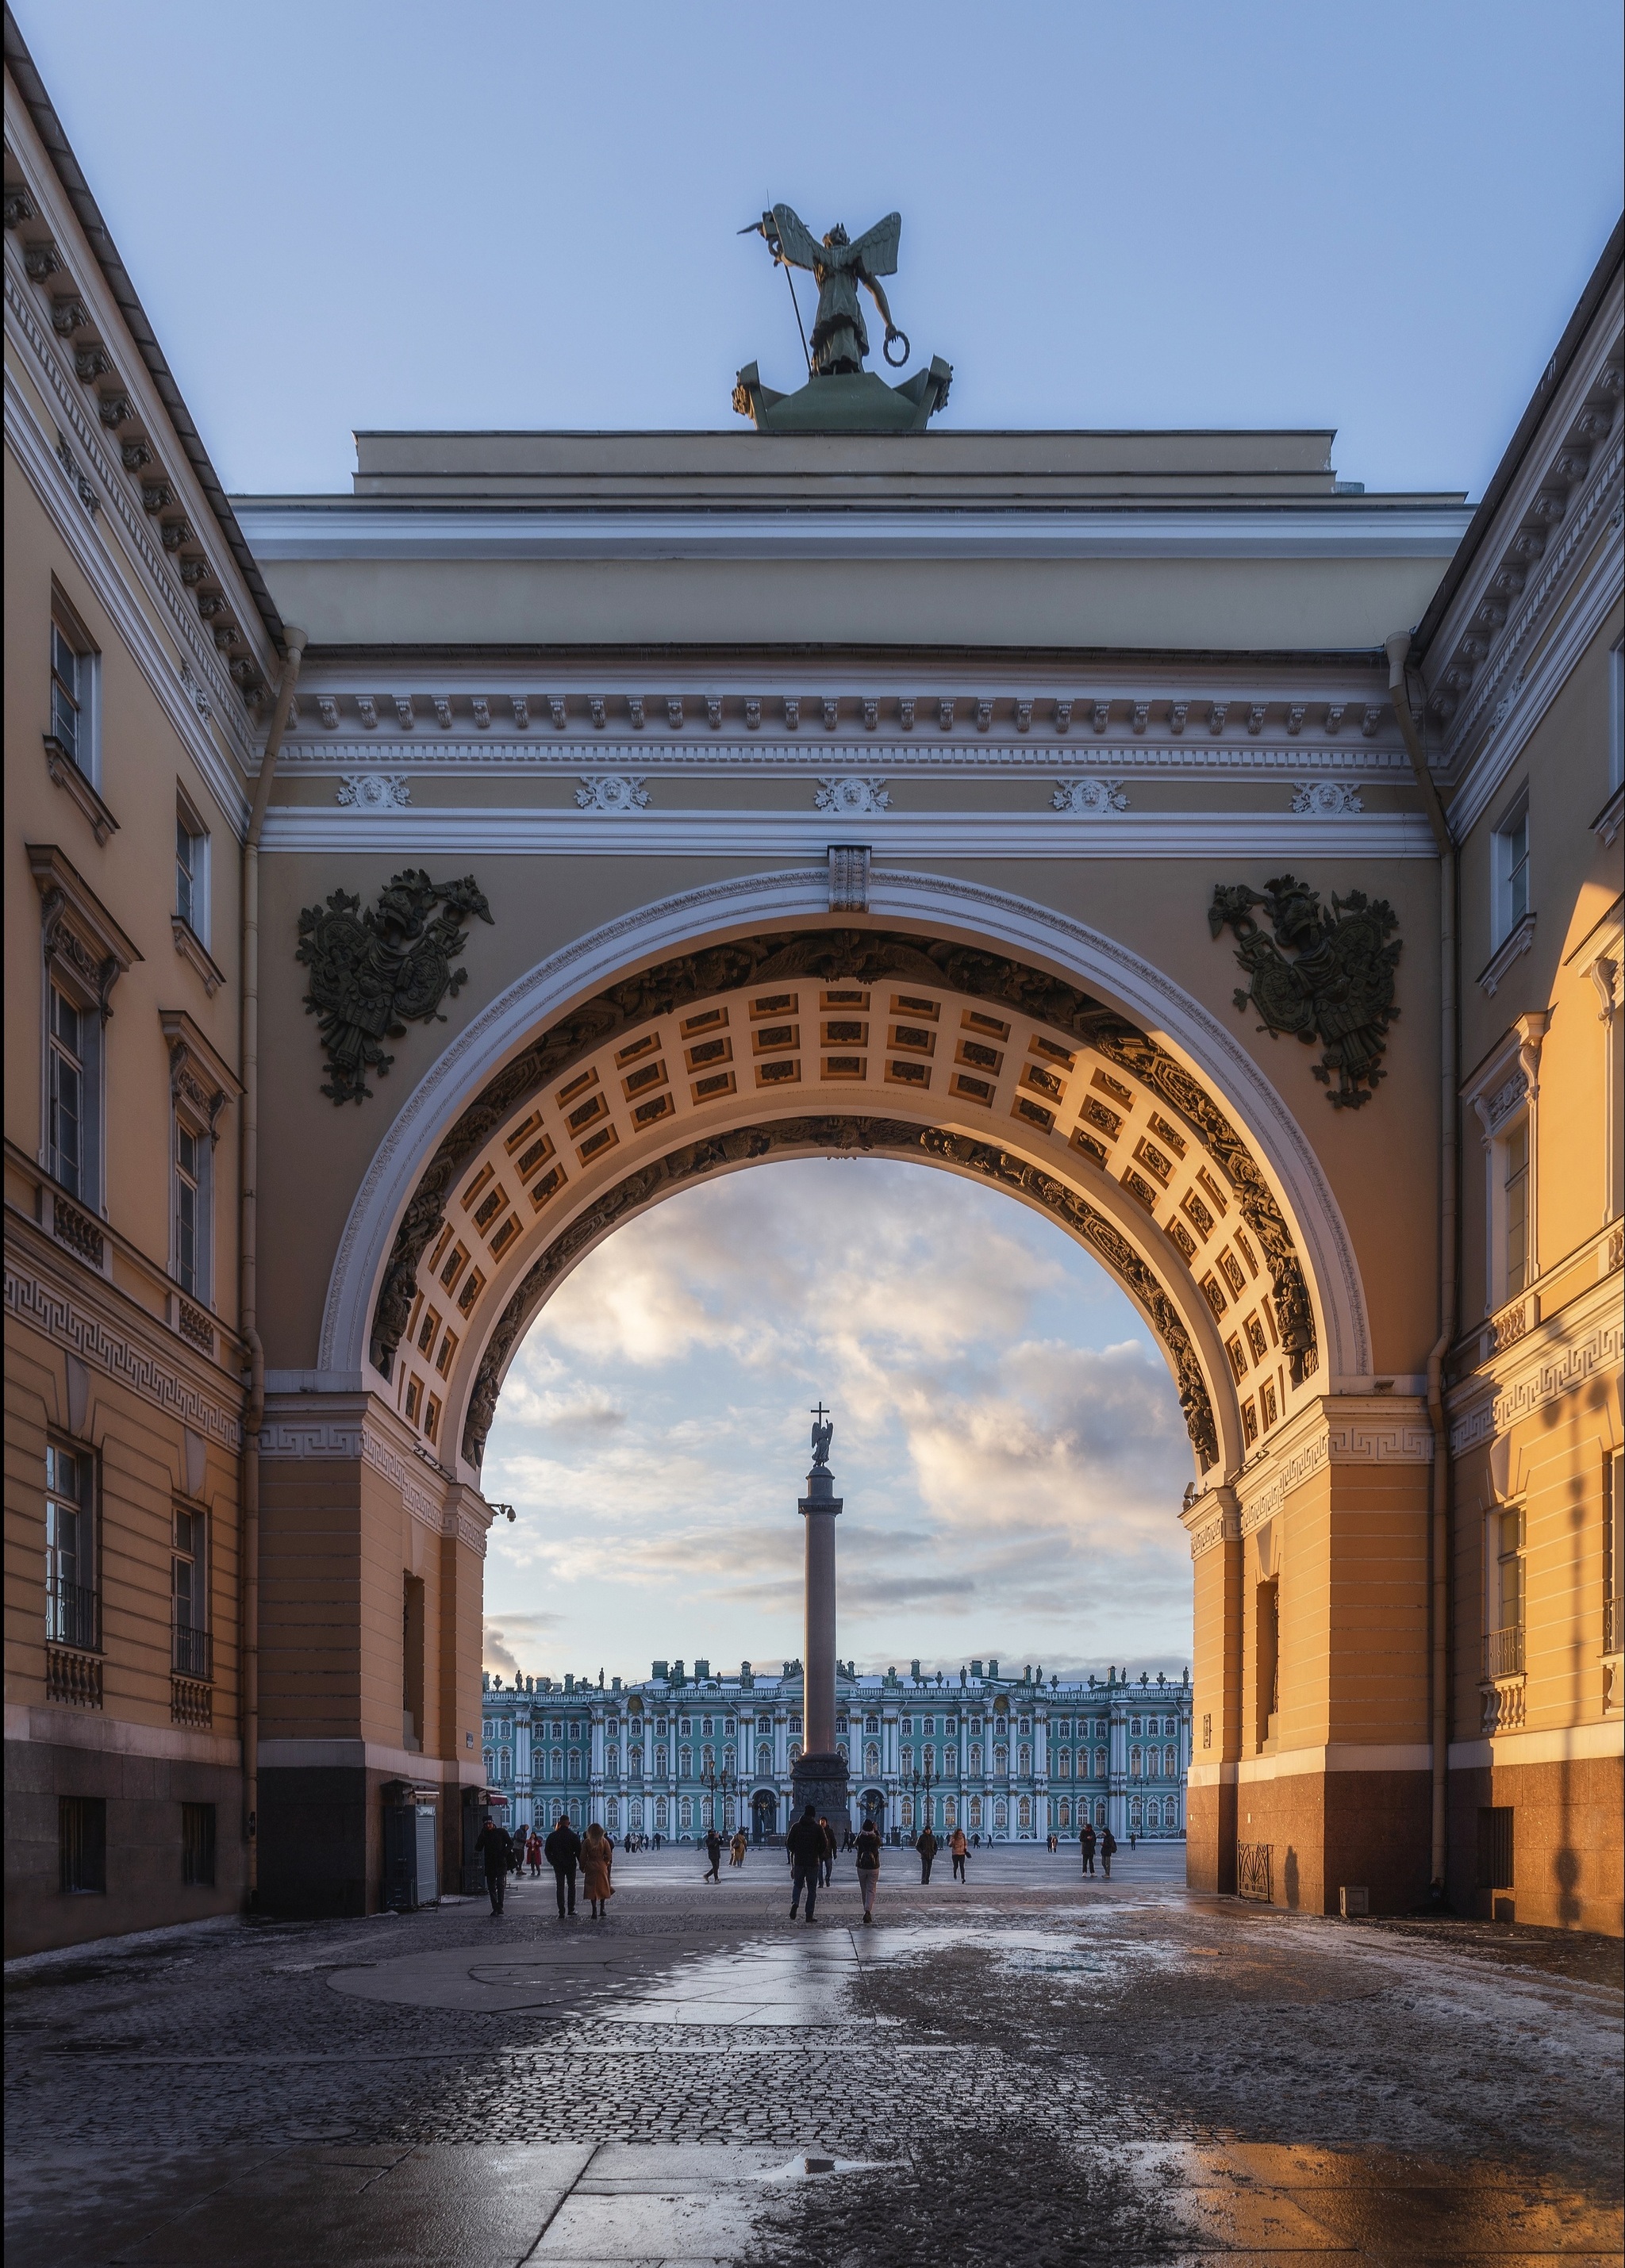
[786,1803,825,1921]
[1100,1824,1117,1880]
[1079,1819,1097,1876]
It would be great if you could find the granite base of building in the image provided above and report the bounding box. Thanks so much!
[790,1752,851,1840]
[3,1733,246,1959]
[1447,1749,1624,1933]
[1186,1762,1431,1915]
[258,1762,465,1920]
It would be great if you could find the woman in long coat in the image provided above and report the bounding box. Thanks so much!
[581,1822,614,1920]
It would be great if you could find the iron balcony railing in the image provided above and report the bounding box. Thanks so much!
[46,1577,100,1652]
[1482,1624,1525,1681]
[172,1621,213,1679]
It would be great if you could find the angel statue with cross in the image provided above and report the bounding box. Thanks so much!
[809,1401,835,1468]
[747,206,906,377]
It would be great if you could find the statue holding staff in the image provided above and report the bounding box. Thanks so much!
[746,206,908,376]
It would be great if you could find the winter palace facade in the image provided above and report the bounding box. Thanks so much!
[480,1657,1193,1844]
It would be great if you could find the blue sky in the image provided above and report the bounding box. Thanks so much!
[14,1,1622,494]
[479,1160,1195,1685]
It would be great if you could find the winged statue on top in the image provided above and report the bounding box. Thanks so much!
[750,205,905,375]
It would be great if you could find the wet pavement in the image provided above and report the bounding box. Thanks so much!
[5,1843,1621,2265]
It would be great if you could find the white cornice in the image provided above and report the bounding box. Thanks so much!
[1445,469,1624,840]
[3,361,252,837]
[234,501,1473,565]
[277,735,1413,779]
[258,806,1435,858]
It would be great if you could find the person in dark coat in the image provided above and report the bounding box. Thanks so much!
[1079,1820,1097,1876]
[704,1825,724,1882]
[1100,1825,1116,1880]
[818,1816,836,1887]
[544,1812,582,1918]
[786,1803,825,1921]
[916,1824,938,1883]
[855,1816,882,1925]
[474,1816,511,1915]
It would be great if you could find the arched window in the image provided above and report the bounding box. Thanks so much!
[606,1799,619,1832]
[994,1744,1008,1777]
[758,1743,774,1776]
[944,1747,956,1775]
[630,1799,644,1830]
[1130,1747,1142,1778]
[629,1744,643,1778]
[1094,1798,1107,1826]
[865,1715,878,1733]
[1094,1748,1107,1778]
[568,1748,581,1781]
[1131,1798,1144,1831]
[970,1798,982,1830]
[970,1743,983,1775]
[944,1796,957,1826]
[901,1796,914,1829]
[901,1745,914,1774]
[1165,1745,1177,1778]
[606,1747,619,1779]
[1058,1798,1072,1829]
[679,1746,692,1778]
[1058,1748,1070,1779]
[723,1744,735,1771]
[655,1746,667,1777]
[1018,1744,1031,1775]
[655,1799,668,1832]
[993,1799,1008,1834]
[1018,1796,1031,1832]
[789,1743,802,1764]
[701,1746,714,1775]
[679,1798,693,1832]
[864,1742,879,1774]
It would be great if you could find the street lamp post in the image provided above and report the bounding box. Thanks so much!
[701,1763,736,1834]
[908,1751,935,1836]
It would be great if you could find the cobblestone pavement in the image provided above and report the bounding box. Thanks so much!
[6,1844,1622,2266]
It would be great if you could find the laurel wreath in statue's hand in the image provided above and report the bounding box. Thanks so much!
[883,324,910,367]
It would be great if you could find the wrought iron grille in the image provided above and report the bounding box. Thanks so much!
[172,1621,213,1679]
[1482,1624,1525,1680]
[1236,1840,1273,1902]
[46,1576,100,1652]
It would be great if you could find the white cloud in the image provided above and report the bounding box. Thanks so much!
[482,1157,1195,1682]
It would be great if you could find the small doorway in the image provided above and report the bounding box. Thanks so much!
[751,1790,777,1843]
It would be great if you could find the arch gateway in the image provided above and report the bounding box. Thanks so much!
[6,40,1619,1944]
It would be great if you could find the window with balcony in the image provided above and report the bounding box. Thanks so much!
[1503,1120,1531,1298]
[46,1442,98,1654]
[48,982,99,1205]
[171,1506,211,1679]
[1485,1506,1525,1680]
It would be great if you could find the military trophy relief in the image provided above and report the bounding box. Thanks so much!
[1210,874,1401,1111]
[296,869,494,1106]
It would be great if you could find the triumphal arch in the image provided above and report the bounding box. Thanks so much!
[7,58,1619,1948]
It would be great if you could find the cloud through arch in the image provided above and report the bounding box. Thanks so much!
[479,1154,1194,1685]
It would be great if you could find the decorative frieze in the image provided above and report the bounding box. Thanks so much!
[1052,778,1128,815]
[814,777,890,816]
[336,773,411,810]
[5,1253,243,1449]
[574,776,650,813]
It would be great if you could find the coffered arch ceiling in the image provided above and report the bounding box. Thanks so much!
[359,921,1340,1495]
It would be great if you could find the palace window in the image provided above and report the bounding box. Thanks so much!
[970,1743,982,1775]
[679,1746,692,1777]
[171,1505,209,1679]
[993,1744,1008,1775]
[1095,1748,1107,1777]
[1491,794,1531,947]
[678,1798,693,1831]
[901,1745,913,1773]
[1130,1746,1143,1778]
[50,597,98,778]
[944,1747,956,1773]
[46,1441,98,1652]
[1018,1744,1031,1775]
[970,1798,982,1830]
[1017,1796,1031,1832]
[172,1114,213,1302]
[759,1743,773,1776]
[1094,1799,1107,1826]
[1164,1746,1177,1777]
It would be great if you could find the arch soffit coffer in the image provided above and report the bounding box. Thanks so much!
[365,923,1327,1485]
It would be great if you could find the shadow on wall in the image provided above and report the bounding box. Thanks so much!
[1283,1845,1300,1909]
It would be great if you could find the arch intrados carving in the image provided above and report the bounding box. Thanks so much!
[320,872,1369,1502]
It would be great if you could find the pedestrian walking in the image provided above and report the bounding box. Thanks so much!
[1130,1831,1137,1852]
[1079,1821,1097,1876]
[474,1814,511,1916]
[582,1821,614,1920]
[787,1803,825,1922]
[916,1824,938,1884]
[544,1811,582,1918]
[951,1825,968,1882]
[527,1830,543,1878]
[704,1825,724,1882]
[1100,1825,1116,1880]
[818,1815,836,1887]
[855,1815,882,1925]
[730,1828,747,1867]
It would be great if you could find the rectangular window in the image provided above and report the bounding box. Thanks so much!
[172,1506,210,1677]
[1485,1506,1525,1679]
[181,1802,217,1887]
[46,1442,98,1651]
[1492,796,1530,946]
[1607,1449,1623,1659]
[1503,1122,1530,1296]
[60,1795,106,1893]
[175,800,208,939]
[48,984,88,1199]
[49,600,100,774]
[175,1122,202,1296]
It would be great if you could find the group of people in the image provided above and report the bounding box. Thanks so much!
[472,1812,616,1919]
[473,1802,1131,1924]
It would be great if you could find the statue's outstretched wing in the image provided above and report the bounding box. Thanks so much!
[770,204,824,274]
[848,211,901,278]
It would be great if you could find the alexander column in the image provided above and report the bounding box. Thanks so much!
[790,1403,850,1837]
